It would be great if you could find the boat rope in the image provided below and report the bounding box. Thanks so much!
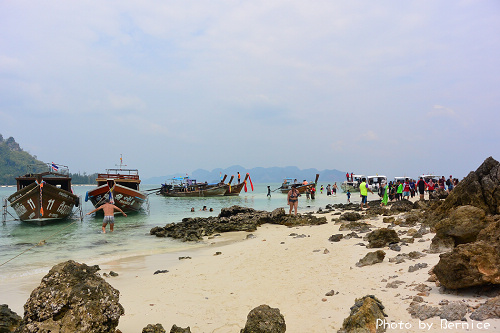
[0,220,78,268]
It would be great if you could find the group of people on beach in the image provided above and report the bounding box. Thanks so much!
[370,175,459,209]
[91,175,460,231]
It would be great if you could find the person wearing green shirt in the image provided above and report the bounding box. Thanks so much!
[396,181,403,201]
[359,178,374,209]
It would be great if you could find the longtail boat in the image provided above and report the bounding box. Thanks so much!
[224,173,253,196]
[159,176,228,197]
[86,158,147,212]
[279,174,319,194]
[7,163,79,225]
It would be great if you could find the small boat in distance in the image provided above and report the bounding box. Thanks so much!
[86,157,147,212]
[279,174,319,194]
[7,162,80,225]
[159,176,228,197]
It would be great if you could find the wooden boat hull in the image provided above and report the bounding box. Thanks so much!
[8,182,78,224]
[280,183,314,194]
[160,185,227,197]
[224,182,245,196]
[87,183,146,212]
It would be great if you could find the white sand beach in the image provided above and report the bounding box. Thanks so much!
[3,201,499,333]
[100,207,498,332]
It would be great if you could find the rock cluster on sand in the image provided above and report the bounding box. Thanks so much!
[429,157,500,289]
[470,295,500,321]
[14,260,124,333]
[150,206,327,241]
[141,324,191,333]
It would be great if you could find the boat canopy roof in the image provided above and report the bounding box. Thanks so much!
[105,168,139,175]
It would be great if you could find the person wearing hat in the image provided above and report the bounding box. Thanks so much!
[287,184,300,216]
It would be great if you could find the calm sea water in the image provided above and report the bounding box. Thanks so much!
[0,183,350,280]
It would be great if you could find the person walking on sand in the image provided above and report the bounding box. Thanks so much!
[359,177,374,209]
[287,184,300,215]
[86,199,127,233]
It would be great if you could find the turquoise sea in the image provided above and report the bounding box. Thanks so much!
[0,183,351,281]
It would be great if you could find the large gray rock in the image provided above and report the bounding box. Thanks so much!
[240,305,286,333]
[15,260,124,333]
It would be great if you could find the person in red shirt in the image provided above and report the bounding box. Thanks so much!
[427,179,436,197]
[403,178,411,200]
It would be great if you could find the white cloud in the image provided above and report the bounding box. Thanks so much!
[428,105,457,118]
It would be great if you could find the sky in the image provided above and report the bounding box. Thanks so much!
[1,1,499,180]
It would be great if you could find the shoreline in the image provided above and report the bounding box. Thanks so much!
[3,197,500,332]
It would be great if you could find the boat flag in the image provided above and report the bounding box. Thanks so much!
[51,163,59,172]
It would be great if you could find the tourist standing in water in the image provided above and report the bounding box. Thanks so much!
[287,184,300,216]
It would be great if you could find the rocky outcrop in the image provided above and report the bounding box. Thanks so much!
[151,206,327,241]
[338,295,387,333]
[366,228,400,248]
[433,241,500,289]
[0,304,21,333]
[429,157,500,221]
[240,304,286,333]
[429,205,488,253]
[15,260,124,333]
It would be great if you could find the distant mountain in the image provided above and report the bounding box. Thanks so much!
[0,134,42,185]
[0,134,98,185]
[143,165,346,185]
